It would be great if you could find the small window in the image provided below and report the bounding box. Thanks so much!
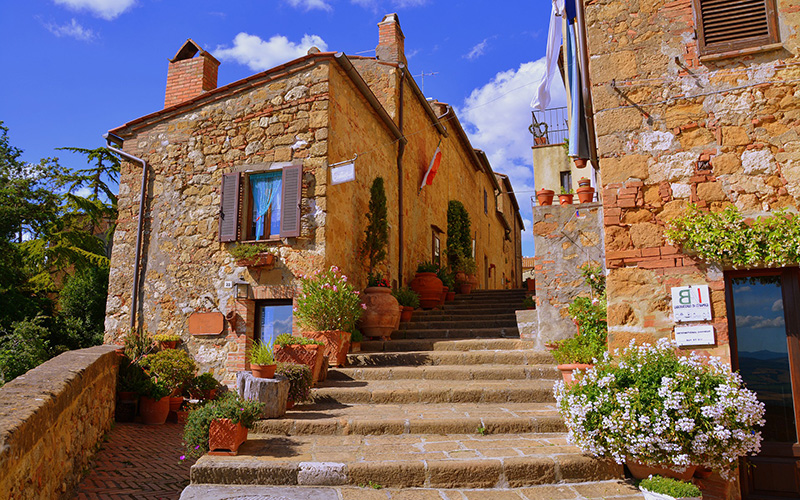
[692,0,780,55]
[245,171,282,240]
[432,231,441,267]
[484,189,488,215]
[560,171,572,193]
[471,238,476,259]
[255,300,293,345]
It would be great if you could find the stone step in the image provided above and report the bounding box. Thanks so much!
[437,305,524,314]
[328,363,560,381]
[252,402,565,436]
[311,379,556,404]
[348,348,554,366]
[411,311,518,321]
[189,433,623,489]
[400,318,518,330]
[181,481,645,500]
[391,326,519,339]
[359,338,536,353]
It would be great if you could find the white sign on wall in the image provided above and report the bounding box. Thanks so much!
[330,162,355,185]
[671,285,712,322]
[675,324,715,347]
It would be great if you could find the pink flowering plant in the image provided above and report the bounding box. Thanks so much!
[295,266,364,333]
[554,339,765,478]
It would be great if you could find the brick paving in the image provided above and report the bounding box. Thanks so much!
[73,422,195,500]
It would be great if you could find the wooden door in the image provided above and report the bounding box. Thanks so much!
[725,269,800,498]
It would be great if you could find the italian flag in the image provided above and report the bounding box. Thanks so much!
[420,141,442,190]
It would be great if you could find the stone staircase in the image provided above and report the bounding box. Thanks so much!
[184,289,642,499]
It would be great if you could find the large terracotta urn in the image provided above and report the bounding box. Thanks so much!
[140,396,170,425]
[303,330,351,367]
[359,287,401,340]
[409,272,443,309]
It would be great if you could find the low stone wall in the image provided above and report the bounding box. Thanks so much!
[0,345,119,500]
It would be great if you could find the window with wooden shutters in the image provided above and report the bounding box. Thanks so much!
[692,0,780,56]
[219,173,240,242]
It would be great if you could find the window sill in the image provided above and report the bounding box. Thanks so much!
[699,42,783,63]
[240,238,282,244]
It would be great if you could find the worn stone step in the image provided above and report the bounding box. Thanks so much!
[347,348,554,367]
[391,326,519,339]
[181,481,645,500]
[252,402,565,436]
[411,311,518,321]
[400,318,518,330]
[311,379,556,404]
[359,338,536,353]
[189,433,622,489]
[328,363,560,381]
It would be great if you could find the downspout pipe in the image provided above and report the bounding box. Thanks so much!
[103,132,147,331]
[397,65,406,287]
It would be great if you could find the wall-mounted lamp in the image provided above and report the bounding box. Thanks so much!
[234,280,250,300]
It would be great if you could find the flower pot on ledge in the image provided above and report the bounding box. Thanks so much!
[235,253,276,269]
[536,189,555,206]
[558,194,574,205]
[576,186,595,203]
[208,418,248,456]
[557,363,593,385]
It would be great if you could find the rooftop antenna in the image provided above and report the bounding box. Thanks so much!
[415,71,439,93]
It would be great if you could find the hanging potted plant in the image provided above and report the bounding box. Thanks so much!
[230,242,277,269]
[276,362,313,410]
[558,187,575,205]
[409,261,444,309]
[536,188,555,206]
[392,286,420,322]
[183,392,265,458]
[154,333,181,349]
[359,273,401,340]
[638,476,702,500]
[273,333,325,385]
[294,266,363,367]
[576,177,595,203]
[248,340,276,378]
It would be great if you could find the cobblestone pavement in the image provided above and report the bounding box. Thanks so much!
[73,422,195,500]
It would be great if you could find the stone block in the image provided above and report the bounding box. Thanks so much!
[297,462,347,485]
[236,371,289,419]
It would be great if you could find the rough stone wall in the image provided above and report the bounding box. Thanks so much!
[532,202,604,347]
[586,0,800,365]
[0,345,119,500]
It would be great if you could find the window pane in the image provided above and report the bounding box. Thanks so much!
[250,171,282,240]
[257,304,293,346]
[731,275,796,443]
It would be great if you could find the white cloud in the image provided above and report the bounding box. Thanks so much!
[464,39,489,60]
[214,33,329,72]
[457,58,566,254]
[284,0,332,12]
[772,298,784,311]
[53,0,136,20]
[737,314,785,329]
[44,18,96,41]
[351,0,428,9]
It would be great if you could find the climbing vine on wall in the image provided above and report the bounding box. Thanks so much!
[666,204,800,268]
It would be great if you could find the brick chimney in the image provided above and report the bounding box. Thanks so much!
[376,13,406,65]
[164,39,220,108]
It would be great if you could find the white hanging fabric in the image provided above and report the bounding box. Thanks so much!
[530,0,565,111]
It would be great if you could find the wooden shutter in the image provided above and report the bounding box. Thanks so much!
[693,0,779,55]
[219,172,240,242]
[279,165,303,238]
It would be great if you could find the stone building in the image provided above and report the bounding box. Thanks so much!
[103,15,523,383]
[584,0,800,497]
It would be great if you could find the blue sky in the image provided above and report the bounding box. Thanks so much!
[0,0,566,256]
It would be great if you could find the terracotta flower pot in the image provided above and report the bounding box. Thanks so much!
[251,363,277,378]
[576,186,595,203]
[235,252,275,269]
[409,272,443,309]
[160,340,178,349]
[400,306,413,322]
[203,388,217,401]
[140,396,170,425]
[558,194,574,205]
[536,189,555,206]
[439,286,449,307]
[446,291,455,302]
[573,158,588,168]
[349,341,361,353]
[359,287,401,340]
[557,363,593,386]
[208,418,248,456]
[169,396,184,413]
[303,330,351,367]
[176,410,190,425]
[286,399,295,410]
[626,460,697,481]
[274,343,325,384]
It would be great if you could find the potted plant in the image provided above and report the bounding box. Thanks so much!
[536,188,555,206]
[248,340,276,378]
[116,356,150,422]
[576,177,595,203]
[437,267,456,304]
[273,333,325,384]
[139,349,197,418]
[123,328,154,363]
[139,377,171,425]
[573,157,588,168]
[638,476,701,500]
[276,362,313,410]
[558,187,574,205]
[183,392,265,457]
[294,266,363,367]
[555,338,765,481]
[392,286,420,322]
[453,254,478,294]
[230,242,277,269]
[522,296,535,310]
[154,333,181,349]
[359,272,400,340]
[410,261,443,309]
[190,372,220,401]
[350,329,363,352]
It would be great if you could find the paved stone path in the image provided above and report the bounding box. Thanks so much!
[74,422,195,500]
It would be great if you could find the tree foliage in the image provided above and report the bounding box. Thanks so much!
[446,200,472,266]
[360,177,389,275]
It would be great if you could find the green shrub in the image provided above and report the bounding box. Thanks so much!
[277,362,312,403]
[183,392,265,458]
[437,267,455,289]
[154,333,181,342]
[123,328,153,362]
[274,333,324,347]
[0,317,50,384]
[193,372,219,392]
[294,266,363,333]
[117,356,150,394]
[229,242,275,259]
[446,200,471,265]
[452,253,477,276]
[139,349,197,394]
[416,261,438,273]
[350,329,363,343]
[359,177,388,275]
[522,296,535,308]
[140,376,171,400]
[392,286,420,308]
[248,340,275,364]
[639,476,701,498]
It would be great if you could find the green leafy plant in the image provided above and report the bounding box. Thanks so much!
[123,328,153,362]
[154,333,181,342]
[276,362,313,403]
[274,333,324,347]
[294,266,364,333]
[667,204,800,267]
[193,372,219,392]
[248,340,275,365]
[229,242,276,260]
[639,476,701,498]
[360,480,383,490]
[140,376,171,400]
[452,252,477,276]
[446,200,472,266]
[391,286,420,309]
[416,261,438,273]
[553,263,607,365]
[117,356,150,394]
[522,296,535,308]
[350,329,363,343]
[183,392,266,458]
[477,426,487,436]
[436,267,455,289]
[139,349,197,394]
[560,186,574,195]
[578,263,605,297]
[366,272,389,288]
[360,177,389,276]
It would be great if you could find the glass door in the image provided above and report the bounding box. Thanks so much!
[726,269,800,498]
[255,300,293,347]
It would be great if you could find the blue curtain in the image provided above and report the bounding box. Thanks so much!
[250,172,282,239]
[566,19,591,161]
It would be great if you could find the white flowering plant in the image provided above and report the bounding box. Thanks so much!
[554,339,765,479]
[294,266,364,333]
